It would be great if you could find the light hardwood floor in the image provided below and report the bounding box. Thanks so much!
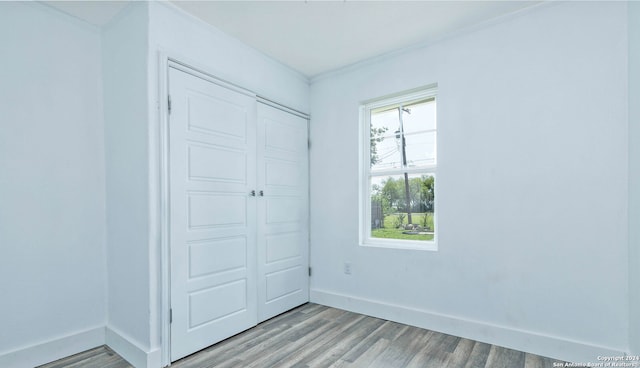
[39,303,563,368]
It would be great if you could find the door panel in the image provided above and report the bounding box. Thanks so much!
[266,266,304,301]
[188,144,247,183]
[265,232,300,263]
[257,104,309,322]
[265,159,301,187]
[187,92,248,139]
[188,237,247,277]
[169,67,257,362]
[188,193,247,228]
[189,280,247,327]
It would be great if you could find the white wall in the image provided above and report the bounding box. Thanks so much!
[0,2,107,367]
[102,3,157,367]
[629,1,640,357]
[309,2,629,362]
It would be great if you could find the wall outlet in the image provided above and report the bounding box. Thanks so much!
[344,262,352,275]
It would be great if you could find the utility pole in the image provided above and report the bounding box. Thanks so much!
[397,106,412,225]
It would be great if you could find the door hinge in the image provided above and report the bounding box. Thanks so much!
[170,308,173,324]
[307,139,311,149]
[168,95,172,114]
[308,267,312,277]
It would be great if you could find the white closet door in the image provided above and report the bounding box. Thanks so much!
[256,103,309,322]
[169,67,258,361]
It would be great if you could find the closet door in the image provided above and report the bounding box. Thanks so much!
[168,67,258,361]
[256,103,310,322]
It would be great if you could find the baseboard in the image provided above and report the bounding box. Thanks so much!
[311,289,625,363]
[0,326,105,368]
[105,326,161,368]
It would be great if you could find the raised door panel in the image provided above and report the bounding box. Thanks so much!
[188,144,247,183]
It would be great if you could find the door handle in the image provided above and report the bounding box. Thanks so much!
[259,190,264,197]
[249,190,256,197]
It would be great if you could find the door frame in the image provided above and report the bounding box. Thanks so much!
[157,54,310,367]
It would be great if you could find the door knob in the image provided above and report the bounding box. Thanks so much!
[259,190,264,197]
[249,190,256,197]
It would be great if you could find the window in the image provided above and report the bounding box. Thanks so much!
[361,87,437,250]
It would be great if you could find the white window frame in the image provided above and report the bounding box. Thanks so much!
[359,86,438,251]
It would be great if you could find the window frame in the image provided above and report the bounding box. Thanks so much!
[359,86,438,251]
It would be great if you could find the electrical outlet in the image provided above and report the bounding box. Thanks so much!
[344,262,352,275]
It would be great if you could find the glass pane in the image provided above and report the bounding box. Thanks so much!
[405,131,436,167]
[402,99,436,133]
[370,99,436,172]
[370,173,435,241]
[370,109,401,171]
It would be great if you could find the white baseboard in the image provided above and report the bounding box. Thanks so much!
[0,326,105,368]
[106,326,161,368]
[311,289,625,363]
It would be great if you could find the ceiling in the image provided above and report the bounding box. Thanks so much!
[43,1,130,26]
[45,1,542,78]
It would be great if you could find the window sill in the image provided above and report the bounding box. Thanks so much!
[361,238,438,252]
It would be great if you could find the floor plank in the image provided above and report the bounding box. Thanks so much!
[38,346,132,368]
[344,338,391,368]
[39,303,566,368]
[485,345,526,368]
[368,326,429,368]
[464,341,493,368]
[444,338,475,368]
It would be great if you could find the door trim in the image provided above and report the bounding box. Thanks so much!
[257,96,310,120]
[169,59,255,99]
[158,52,171,367]
[157,53,309,367]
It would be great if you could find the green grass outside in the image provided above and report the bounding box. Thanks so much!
[371,212,435,241]
[371,228,434,241]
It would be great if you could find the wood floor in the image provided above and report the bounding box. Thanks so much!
[39,303,563,368]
